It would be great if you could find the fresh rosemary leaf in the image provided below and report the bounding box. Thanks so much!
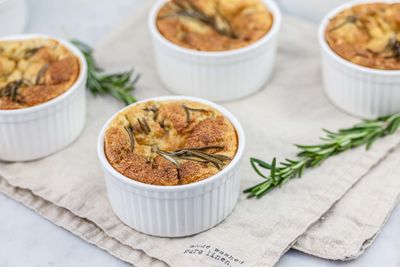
[71,39,139,105]
[250,157,270,179]
[270,158,277,185]
[245,113,400,199]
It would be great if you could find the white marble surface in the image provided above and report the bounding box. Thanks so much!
[0,0,399,266]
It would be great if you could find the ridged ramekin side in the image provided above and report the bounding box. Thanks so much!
[321,51,400,119]
[0,84,86,161]
[104,162,241,237]
[148,0,281,102]
[151,37,278,102]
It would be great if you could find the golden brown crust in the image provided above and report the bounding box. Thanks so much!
[325,3,400,70]
[0,38,80,110]
[104,100,238,186]
[156,0,273,51]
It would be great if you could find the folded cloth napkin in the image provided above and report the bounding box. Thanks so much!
[2,143,400,266]
[294,143,400,260]
[1,2,400,267]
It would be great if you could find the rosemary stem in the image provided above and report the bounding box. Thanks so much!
[71,39,139,105]
[245,113,400,199]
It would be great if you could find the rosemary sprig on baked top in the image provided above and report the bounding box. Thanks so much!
[182,104,209,123]
[245,113,400,199]
[71,39,140,105]
[0,80,31,102]
[329,15,358,32]
[164,0,237,38]
[156,146,231,170]
[124,111,231,170]
[124,125,136,152]
[386,37,400,60]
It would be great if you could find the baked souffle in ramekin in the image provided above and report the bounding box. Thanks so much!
[0,38,80,109]
[319,1,400,119]
[156,0,274,51]
[98,96,245,237]
[0,35,86,161]
[149,0,281,101]
[104,100,238,185]
[325,2,400,70]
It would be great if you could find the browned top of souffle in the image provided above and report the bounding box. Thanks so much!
[156,0,273,51]
[325,3,400,70]
[0,38,80,110]
[104,100,238,186]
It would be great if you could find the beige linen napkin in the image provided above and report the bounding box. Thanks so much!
[294,143,400,260]
[1,2,400,267]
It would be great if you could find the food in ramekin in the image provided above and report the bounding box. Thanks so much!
[149,0,281,102]
[156,0,274,51]
[0,38,80,109]
[325,3,400,70]
[0,35,87,162]
[319,1,400,119]
[98,96,245,237]
[104,100,238,185]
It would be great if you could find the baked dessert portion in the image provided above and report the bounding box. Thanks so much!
[156,0,273,51]
[104,100,238,186]
[0,38,80,110]
[325,3,400,70]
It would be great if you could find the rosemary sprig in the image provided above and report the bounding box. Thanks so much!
[386,37,400,60]
[124,125,135,152]
[71,39,140,105]
[24,47,42,59]
[156,145,231,170]
[144,105,159,120]
[329,15,358,32]
[168,0,236,38]
[0,80,31,102]
[245,113,400,199]
[137,117,151,134]
[182,104,208,123]
[35,63,49,85]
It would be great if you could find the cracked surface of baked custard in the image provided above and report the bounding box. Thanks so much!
[104,100,238,186]
[325,3,400,70]
[0,38,80,110]
[156,0,273,51]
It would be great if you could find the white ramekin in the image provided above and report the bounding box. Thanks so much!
[319,0,400,119]
[0,34,87,161]
[148,0,282,102]
[97,96,245,237]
